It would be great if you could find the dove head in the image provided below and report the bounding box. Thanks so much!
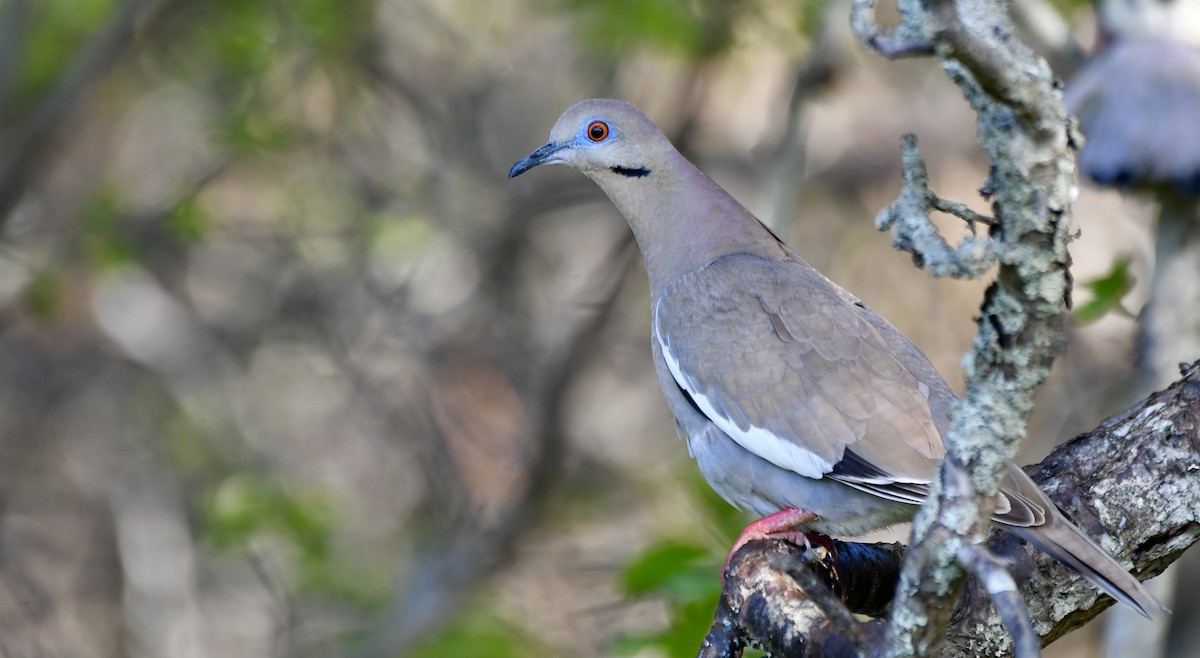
[508,99,781,294]
[508,99,675,181]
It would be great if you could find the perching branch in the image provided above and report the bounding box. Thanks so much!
[704,538,904,658]
[766,551,878,652]
[702,364,1200,656]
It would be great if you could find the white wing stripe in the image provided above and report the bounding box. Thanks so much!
[655,319,833,480]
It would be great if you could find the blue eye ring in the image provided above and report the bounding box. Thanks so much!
[587,120,610,142]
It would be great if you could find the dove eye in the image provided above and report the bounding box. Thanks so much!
[586,121,610,142]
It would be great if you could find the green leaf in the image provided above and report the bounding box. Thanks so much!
[617,538,725,656]
[220,111,304,153]
[15,0,117,104]
[616,594,722,658]
[289,0,370,56]
[1074,256,1135,324]
[211,0,277,78]
[203,475,273,549]
[560,0,714,57]
[275,489,334,562]
[202,476,333,557]
[23,267,64,319]
[81,187,137,267]
[621,539,709,596]
[201,475,391,607]
[799,0,832,40]
[165,196,210,241]
[613,463,771,657]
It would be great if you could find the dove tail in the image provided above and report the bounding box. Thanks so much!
[1011,512,1165,619]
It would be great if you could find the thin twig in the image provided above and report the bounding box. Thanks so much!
[850,0,936,58]
[955,542,1041,658]
[875,134,998,278]
[932,197,995,230]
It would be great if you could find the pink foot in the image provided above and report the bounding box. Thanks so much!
[722,507,819,580]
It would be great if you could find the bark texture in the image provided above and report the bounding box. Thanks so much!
[705,363,1200,657]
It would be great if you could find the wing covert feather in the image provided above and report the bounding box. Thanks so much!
[655,253,949,485]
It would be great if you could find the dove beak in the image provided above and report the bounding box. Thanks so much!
[508,142,567,178]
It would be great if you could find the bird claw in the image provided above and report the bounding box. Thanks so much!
[721,507,819,581]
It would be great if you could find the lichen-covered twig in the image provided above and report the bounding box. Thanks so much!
[850,0,936,59]
[841,0,1081,655]
[954,541,1040,658]
[875,133,998,278]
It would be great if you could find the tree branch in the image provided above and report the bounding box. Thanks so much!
[702,363,1200,656]
[707,538,902,657]
[848,0,1083,653]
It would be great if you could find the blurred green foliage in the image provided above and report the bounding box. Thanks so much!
[615,475,764,658]
[12,0,117,107]
[82,187,137,267]
[1074,256,1135,324]
[413,612,548,658]
[559,0,752,59]
[203,474,388,609]
[292,0,370,57]
[188,0,372,80]
[22,266,65,319]
[1046,0,1095,16]
[219,111,305,153]
[206,1,278,78]
[180,1,371,153]
[406,472,767,658]
[560,0,825,62]
[165,195,211,242]
[615,539,723,657]
[561,0,715,56]
[799,0,831,40]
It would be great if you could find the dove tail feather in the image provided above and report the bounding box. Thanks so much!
[1010,513,1164,619]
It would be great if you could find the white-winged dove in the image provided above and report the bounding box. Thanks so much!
[1066,38,1200,192]
[509,99,1162,617]
[1067,0,1200,192]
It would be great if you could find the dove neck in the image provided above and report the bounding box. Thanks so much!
[594,151,785,297]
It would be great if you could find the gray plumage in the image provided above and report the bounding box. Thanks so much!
[509,99,1162,617]
[1067,38,1200,192]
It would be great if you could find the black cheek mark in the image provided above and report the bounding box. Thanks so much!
[611,166,651,178]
